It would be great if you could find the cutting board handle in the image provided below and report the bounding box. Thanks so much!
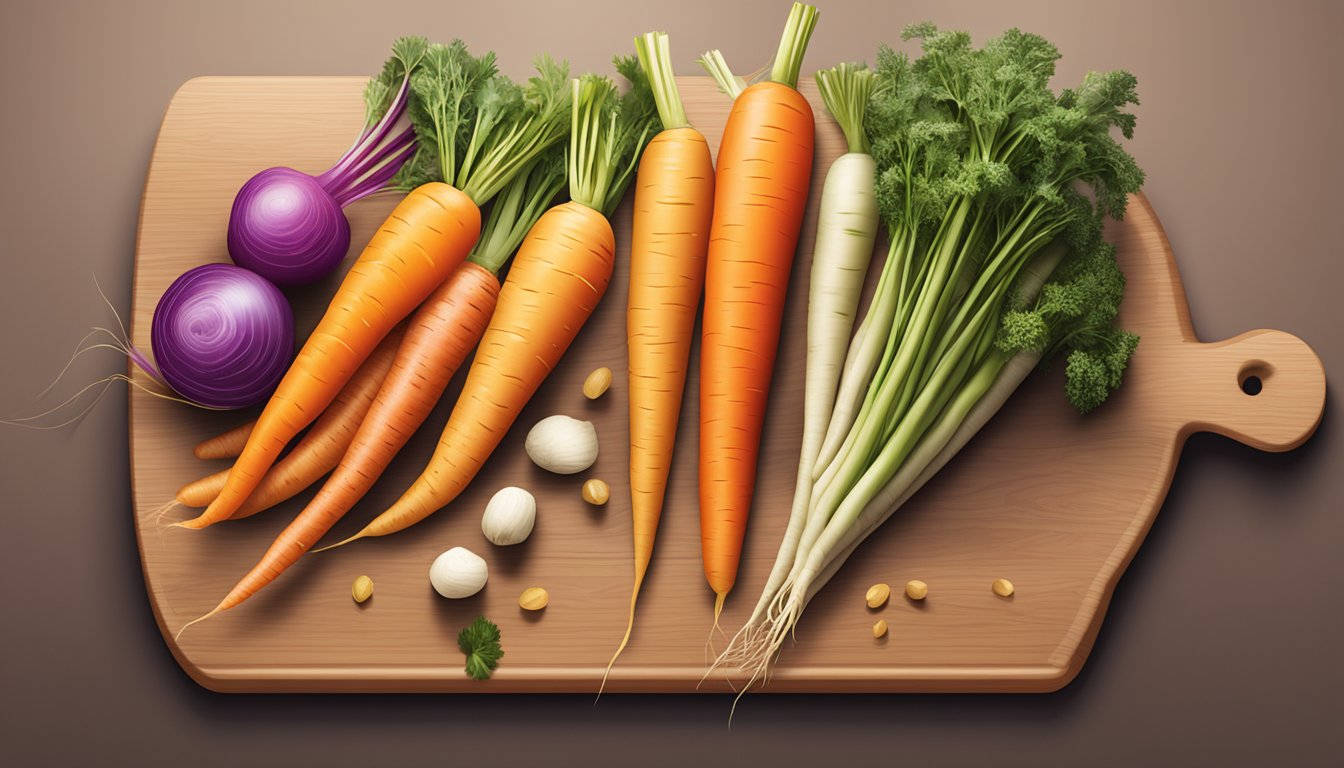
[1175,329,1325,451]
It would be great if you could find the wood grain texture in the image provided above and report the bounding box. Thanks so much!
[130,77,1325,693]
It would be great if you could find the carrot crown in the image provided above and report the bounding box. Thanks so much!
[456,56,572,206]
[467,147,567,275]
[398,44,572,207]
[770,3,820,89]
[567,64,659,218]
[698,3,819,98]
[816,62,873,154]
[635,31,689,130]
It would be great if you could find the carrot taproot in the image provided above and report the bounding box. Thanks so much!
[605,31,715,681]
[193,421,253,460]
[174,326,404,513]
[696,2,818,621]
[320,70,658,548]
[175,46,574,533]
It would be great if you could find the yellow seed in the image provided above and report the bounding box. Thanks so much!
[992,578,1015,597]
[582,367,613,400]
[519,586,550,611]
[865,582,890,609]
[582,478,610,506]
[351,575,373,604]
[905,579,928,601]
[872,619,888,639]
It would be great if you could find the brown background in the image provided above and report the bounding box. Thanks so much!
[1,0,1339,765]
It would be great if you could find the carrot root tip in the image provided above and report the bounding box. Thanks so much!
[173,607,222,642]
[310,533,362,554]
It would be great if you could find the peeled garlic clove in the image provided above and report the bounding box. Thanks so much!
[482,486,536,546]
[525,415,599,474]
[430,546,488,599]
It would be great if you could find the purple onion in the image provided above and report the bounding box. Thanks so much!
[151,264,294,409]
[227,167,351,286]
[225,72,419,286]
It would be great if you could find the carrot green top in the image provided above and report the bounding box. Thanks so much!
[466,148,567,275]
[816,62,873,155]
[394,42,572,207]
[698,2,819,98]
[769,3,820,89]
[635,31,688,131]
[567,62,660,218]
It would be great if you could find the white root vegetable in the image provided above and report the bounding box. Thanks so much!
[726,245,1064,678]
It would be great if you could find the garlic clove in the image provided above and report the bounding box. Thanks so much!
[429,546,488,599]
[525,415,599,474]
[481,486,537,546]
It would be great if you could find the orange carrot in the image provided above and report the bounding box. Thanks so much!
[174,326,404,513]
[606,32,715,677]
[323,71,658,548]
[697,3,818,620]
[193,421,253,460]
[193,269,495,617]
[177,183,480,529]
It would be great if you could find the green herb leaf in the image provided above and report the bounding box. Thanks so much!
[456,55,571,206]
[406,41,498,189]
[457,616,504,680]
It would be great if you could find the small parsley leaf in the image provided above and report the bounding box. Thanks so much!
[457,616,504,680]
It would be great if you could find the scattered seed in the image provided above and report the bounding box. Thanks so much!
[905,579,928,601]
[865,582,891,609]
[581,478,610,506]
[519,586,550,611]
[351,575,373,604]
[582,367,613,400]
[992,578,1015,597]
[872,619,888,639]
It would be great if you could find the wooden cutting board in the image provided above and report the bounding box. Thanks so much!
[130,76,1325,693]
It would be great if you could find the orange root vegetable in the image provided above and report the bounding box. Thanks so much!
[607,31,715,680]
[697,3,818,616]
[192,421,253,460]
[189,267,497,616]
[173,327,404,515]
[178,182,481,529]
[334,201,613,544]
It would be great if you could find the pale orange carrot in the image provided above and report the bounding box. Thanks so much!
[193,421,253,460]
[174,326,404,514]
[606,31,715,680]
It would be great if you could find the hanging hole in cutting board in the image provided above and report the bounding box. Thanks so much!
[1238,361,1271,397]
